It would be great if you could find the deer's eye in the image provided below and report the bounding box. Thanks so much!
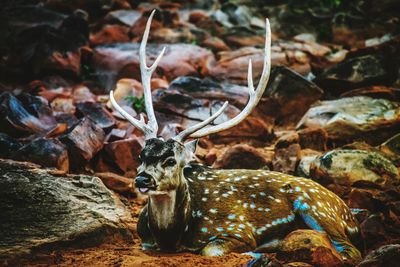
[163,158,176,167]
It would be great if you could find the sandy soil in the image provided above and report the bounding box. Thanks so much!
[24,244,252,267]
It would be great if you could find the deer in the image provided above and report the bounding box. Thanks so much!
[109,10,362,262]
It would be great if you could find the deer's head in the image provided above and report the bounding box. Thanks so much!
[110,10,272,195]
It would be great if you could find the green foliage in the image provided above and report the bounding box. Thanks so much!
[124,95,146,114]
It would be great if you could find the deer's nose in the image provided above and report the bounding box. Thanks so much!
[135,174,153,188]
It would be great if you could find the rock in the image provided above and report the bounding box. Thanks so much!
[296,151,320,177]
[340,86,400,102]
[92,43,214,91]
[212,144,269,170]
[0,159,133,262]
[209,47,287,85]
[297,128,328,151]
[297,96,400,145]
[95,172,135,195]
[379,133,400,166]
[50,96,76,115]
[103,136,144,176]
[90,24,130,46]
[357,244,400,267]
[258,66,323,125]
[272,143,301,174]
[0,92,57,137]
[76,102,116,130]
[315,54,397,95]
[275,230,343,267]
[72,85,96,103]
[16,138,69,172]
[0,133,22,159]
[59,118,105,170]
[168,76,248,108]
[359,214,388,251]
[104,9,141,27]
[4,6,88,79]
[309,149,399,186]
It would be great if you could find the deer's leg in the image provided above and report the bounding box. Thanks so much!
[201,236,255,256]
[294,201,362,261]
[137,206,157,250]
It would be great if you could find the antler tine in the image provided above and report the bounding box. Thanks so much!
[188,18,271,139]
[139,9,166,137]
[109,91,153,137]
[174,101,229,143]
[109,10,165,140]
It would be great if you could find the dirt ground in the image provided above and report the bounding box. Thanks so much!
[19,198,252,267]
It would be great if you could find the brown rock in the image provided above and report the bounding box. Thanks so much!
[213,144,269,170]
[258,66,323,126]
[298,128,328,151]
[59,118,105,170]
[42,49,82,77]
[76,102,116,130]
[92,43,215,90]
[90,25,130,46]
[104,136,144,175]
[272,143,301,174]
[50,96,76,115]
[95,172,135,195]
[341,86,400,102]
[357,244,400,267]
[16,138,69,172]
[360,214,388,251]
[72,85,96,103]
[277,230,343,267]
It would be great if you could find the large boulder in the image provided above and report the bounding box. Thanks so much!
[309,149,399,187]
[297,96,400,145]
[0,159,134,262]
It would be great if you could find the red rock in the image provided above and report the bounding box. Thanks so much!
[72,85,96,103]
[92,43,215,89]
[95,172,135,195]
[17,138,69,172]
[42,49,82,77]
[212,144,269,170]
[103,136,144,176]
[277,230,344,267]
[76,102,116,130]
[59,118,105,170]
[272,143,301,174]
[90,25,130,46]
[257,66,323,126]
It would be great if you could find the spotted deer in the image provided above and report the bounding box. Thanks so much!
[110,10,362,261]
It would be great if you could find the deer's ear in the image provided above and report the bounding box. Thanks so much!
[184,139,198,153]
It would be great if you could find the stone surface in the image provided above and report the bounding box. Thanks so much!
[276,230,343,267]
[297,96,400,145]
[357,244,400,267]
[315,54,397,95]
[258,66,323,125]
[92,43,214,90]
[59,118,105,170]
[0,159,133,260]
[309,149,399,186]
[212,144,269,170]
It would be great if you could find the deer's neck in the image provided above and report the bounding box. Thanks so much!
[147,181,191,250]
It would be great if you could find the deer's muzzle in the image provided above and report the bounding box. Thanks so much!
[135,173,157,193]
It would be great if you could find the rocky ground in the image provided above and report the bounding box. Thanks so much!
[0,0,400,266]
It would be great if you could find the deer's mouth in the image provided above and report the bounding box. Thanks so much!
[138,185,157,194]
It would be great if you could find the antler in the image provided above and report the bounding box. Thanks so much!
[109,10,165,139]
[176,19,271,141]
